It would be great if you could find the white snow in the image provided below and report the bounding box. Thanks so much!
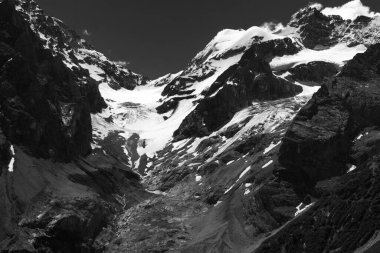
[190,54,244,95]
[295,202,314,216]
[172,139,190,151]
[195,175,202,182]
[208,99,305,163]
[195,26,283,63]
[348,164,357,173]
[239,166,252,179]
[309,3,323,10]
[149,71,183,87]
[262,160,273,169]
[226,160,235,166]
[263,141,281,155]
[270,43,367,70]
[356,134,363,140]
[146,190,167,196]
[244,188,251,196]
[94,83,197,156]
[89,0,370,170]
[321,0,380,21]
[187,137,207,153]
[214,201,223,207]
[8,145,15,173]
[80,63,105,82]
[295,82,321,97]
[224,184,235,194]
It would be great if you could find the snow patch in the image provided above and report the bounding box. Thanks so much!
[295,202,314,216]
[239,166,252,179]
[214,201,222,207]
[196,26,283,63]
[270,43,367,70]
[348,164,357,173]
[224,184,235,194]
[95,83,196,156]
[226,160,235,166]
[262,160,273,169]
[8,145,15,173]
[263,141,281,155]
[146,190,167,196]
[295,82,321,97]
[195,175,202,182]
[321,0,380,21]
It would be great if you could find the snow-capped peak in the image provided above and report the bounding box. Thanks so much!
[12,0,148,89]
[192,26,284,65]
[321,0,380,21]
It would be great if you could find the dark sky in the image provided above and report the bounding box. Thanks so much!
[36,0,380,79]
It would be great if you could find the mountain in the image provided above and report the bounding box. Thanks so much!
[0,0,148,251]
[1,0,380,252]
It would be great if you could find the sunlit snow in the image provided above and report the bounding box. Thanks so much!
[348,164,357,173]
[263,141,281,155]
[270,44,367,71]
[262,160,273,169]
[8,145,15,173]
[321,0,380,20]
[239,166,251,179]
[295,202,314,216]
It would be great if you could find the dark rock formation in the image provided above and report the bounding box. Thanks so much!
[278,43,380,197]
[16,0,148,89]
[340,43,380,80]
[287,61,339,82]
[0,0,108,161]
[288,6,340,49]
[288,5,379,49]
[257,154,380,253]
[261,43,380,252]
[0,130,11,177]
[0,149,146,252]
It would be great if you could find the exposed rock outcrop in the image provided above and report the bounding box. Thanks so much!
[0,0,107,161]
[286,61,339,82]
[260,43,380,253]
[278,43,380,197]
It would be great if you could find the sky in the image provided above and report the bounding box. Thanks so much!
[36,0,380,79]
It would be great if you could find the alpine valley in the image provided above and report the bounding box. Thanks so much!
[1,0,380,252]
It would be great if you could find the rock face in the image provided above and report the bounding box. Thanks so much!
[287,61,339,82]
[257,156,380,253]
[0,0,104,161]
[288,6,340,49]
[0,148,147,252]
[16,0,148,89]
[288,5,380,49]
[262,43,380,252]
[278,43,380,197]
